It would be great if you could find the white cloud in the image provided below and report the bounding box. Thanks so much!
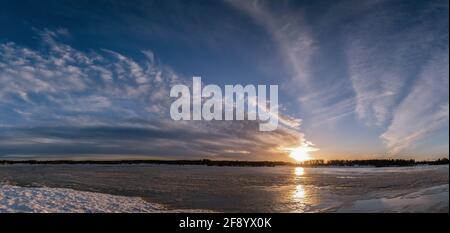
[345,1,448,127]
[0,28,307,161]
[381,49,449,155]
[227,0,357,129]
[0,29,180,123]
[227,0,315,89]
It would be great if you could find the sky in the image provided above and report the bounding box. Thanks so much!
[0,0,448,161]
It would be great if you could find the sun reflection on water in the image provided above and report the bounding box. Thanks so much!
[292,167,306,202]
[294,167,304,176]
[293,184,306,200]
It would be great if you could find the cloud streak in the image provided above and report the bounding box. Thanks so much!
[228,0,449,158]
[227,0,356,129]
[0,28,304,161]
[344,0,449,155]
[381,48,449,154]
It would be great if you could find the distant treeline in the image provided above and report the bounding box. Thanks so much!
[0,159,291,167]
[0,158,448,167]
[300,158,449,167]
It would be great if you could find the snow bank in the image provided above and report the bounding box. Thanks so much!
[0,185,205,213]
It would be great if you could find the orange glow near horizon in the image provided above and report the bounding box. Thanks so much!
[285,142,319,162]
[289,147,311,162]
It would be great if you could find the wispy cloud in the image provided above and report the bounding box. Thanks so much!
[0,122,304,161]
[0,28,304,160]
[1,0,448,159]
[381,48,449,155]
[226,0,356,129]
[226,0,314,92]
[228,0,448,158]
[345,0,448,127]
[0,28,177,123]
[341,0,449,156]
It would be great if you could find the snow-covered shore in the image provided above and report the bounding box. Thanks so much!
[1,184,448,213]
[0,185,204,213]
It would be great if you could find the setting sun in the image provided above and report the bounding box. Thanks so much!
[289,147,311,162]
[286,142,319,162]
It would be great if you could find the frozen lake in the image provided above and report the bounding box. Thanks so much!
[0,164,448,213]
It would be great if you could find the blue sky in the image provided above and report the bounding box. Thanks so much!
[0,0,448,161]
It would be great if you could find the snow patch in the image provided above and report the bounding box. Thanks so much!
[0,185,208,213]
